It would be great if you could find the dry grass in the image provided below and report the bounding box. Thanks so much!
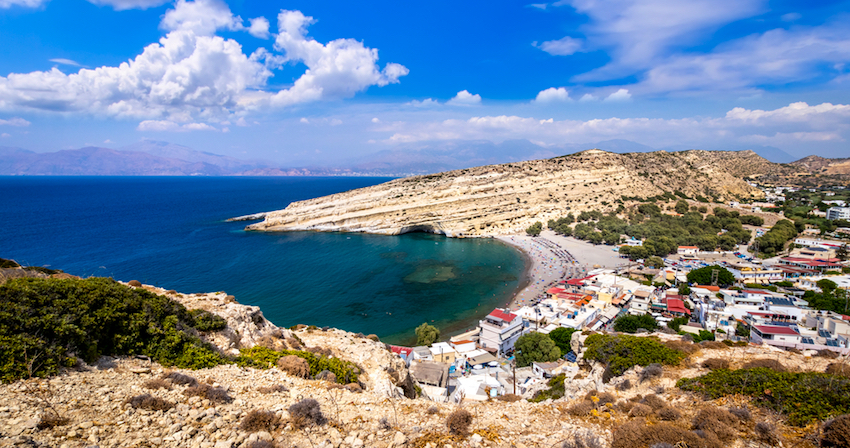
[243,441,277,448]
[826,363,850,378]
[754,422,779,446]
[816,349,840,359]
[639,394,667,411]
[616,401,635,413]
[183,384,232,404]
[315,370,336,382]
[611,419,721,448]
[446,409,473,435]
[36,412,69,429]
[142,378,172,390]
[289,398,326,429]
[426,406,440,415]
[239,410,280,432]
[656,406,682,421]
[692,408,738,443]
[257,384,288,394]
[741,358,786,372]
[277,355,310,378]
[616,379,632,391]
[629,403,653,417]
[639,364,663,383]
[494,394,522,402]
[567,401,597,417]
[584,391,616,406]
[162,372,198,387]
[702,358,730,370]
[664,339,698,354]
[821,414,850,448]
[125,394,174,411]
[699,341,728,350]
[729,407,751,422]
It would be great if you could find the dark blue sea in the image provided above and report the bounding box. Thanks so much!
[0,176,524,344]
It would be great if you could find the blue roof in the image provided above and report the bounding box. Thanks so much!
[819,329,832,338]
[566,351,578,363]
[801,337,815,344]
[826,339,840,347]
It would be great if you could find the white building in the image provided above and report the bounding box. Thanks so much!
[478,309,524,356]
[827,207,850,221]
[678,246,699,256]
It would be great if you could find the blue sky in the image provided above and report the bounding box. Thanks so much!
[1,0,849,163]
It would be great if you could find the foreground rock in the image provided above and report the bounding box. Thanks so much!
[246,149,768,237]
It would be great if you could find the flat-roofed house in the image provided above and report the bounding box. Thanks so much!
[478,308,523,356]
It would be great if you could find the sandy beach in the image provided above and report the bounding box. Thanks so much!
[497,230,627,309]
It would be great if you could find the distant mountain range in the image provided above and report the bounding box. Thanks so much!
[0,138,809,177]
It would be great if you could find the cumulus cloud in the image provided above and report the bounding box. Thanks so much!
[137,120,217,131]
[371,117,380,123]
[534,87,571,103]
[0,1,406,128]
[380,101,850,151]
[579,93,597,101]
[1,133,10,138]
[407,98,440,107]
[0,117,30,126]
[536,36,583,56]
[248,17,270,39]
[268,10,408,107]
[0,0,47,8]
[86,0,169,10]
[447,90,481,106]
[604,88,632,101]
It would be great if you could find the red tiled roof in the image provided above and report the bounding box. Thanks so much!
[678,246,698,249]
[547,286,566,295]
[390,346,413,356]
[566,275,595,286]
[743,290,770,295]
[557,292,588,302]
[754,325,799,336]
[489,308,518,322]
[665,298,691,315]
[693,285,720,292]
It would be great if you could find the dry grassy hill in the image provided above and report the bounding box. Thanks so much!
[246,149,769,237]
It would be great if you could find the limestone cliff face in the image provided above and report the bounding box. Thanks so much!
[246,149,767,237]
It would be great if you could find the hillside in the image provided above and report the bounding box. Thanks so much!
[245,149,768,237]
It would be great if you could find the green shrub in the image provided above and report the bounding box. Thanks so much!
[529,373,565,402]
[677,368,850,425]
[583,334,686,378]
[0,258,20,268]
[0,277,225,383]
[188,309,227,332]
[236,346,359,384]
[613,314,658,333]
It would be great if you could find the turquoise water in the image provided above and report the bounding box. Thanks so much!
[0,176,524,344]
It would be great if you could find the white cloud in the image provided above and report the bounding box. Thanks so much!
[447,90,481,106]
[536,36,583,56]
[559,0,765,81]
[407,98,440,107]
[300,118,310,124]
[235,117,248,126]
[86,0,168,10]
[379,101,850,152]
[781,12,802,22]
[0,0,47,8]
[579,93,597,101]
[0,2,406,124]
[104,139,114,143]
[137,120,217,131]
[269,10,408,107]
[0,117,30,126]
[248,17,270,39]
[371,117,380,123]
[633,23,850,94]
[329,118,343,126]
[534,87,571,103]
[1,133,10,138]
[49,58,82,67]
[527,3,548,10]
[604,88,632,102]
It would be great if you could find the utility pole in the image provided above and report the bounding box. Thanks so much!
[512,361,516,395]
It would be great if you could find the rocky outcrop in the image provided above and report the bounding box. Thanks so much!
[245,149,767,237]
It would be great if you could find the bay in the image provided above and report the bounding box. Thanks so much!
[0,176,524,344]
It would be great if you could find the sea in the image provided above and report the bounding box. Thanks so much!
[0,176,525,345]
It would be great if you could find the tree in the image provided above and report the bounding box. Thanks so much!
[514,332,561,367]
[646,256,665,269]
[674,200,689,214]
[548,327,577,355]
[415,323,440,346]
[838,244,849,262]
[678,284,691,295]
[686,266,735,287]
[668,316,689,332]
[526,221,542,237]
[638,203,661,217]
[613,314,658,333]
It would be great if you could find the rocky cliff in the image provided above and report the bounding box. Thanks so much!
[245,149,767,237]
